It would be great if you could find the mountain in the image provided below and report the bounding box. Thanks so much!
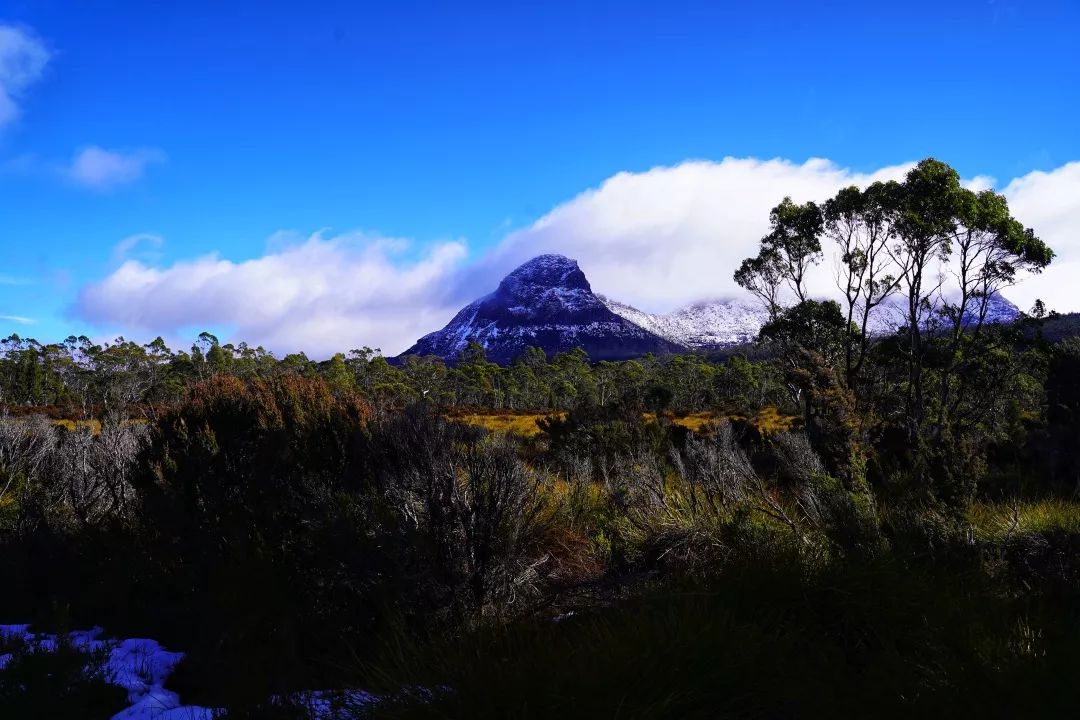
[403,253,1025,363]
[863,292,1021,334]
[604,292,1022,350]
[600,296,770,349]
[401,254,683,364]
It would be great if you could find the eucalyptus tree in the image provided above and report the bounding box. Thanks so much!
[930,186,1053,440]
[734,197,824,318]
[880,160,1053,446]
[887,159,968,440]
[822,181,904,388]
[736,158,1055,508]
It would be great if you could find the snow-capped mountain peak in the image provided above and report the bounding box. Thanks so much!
[401,255,682,364]
[498,254,592,293]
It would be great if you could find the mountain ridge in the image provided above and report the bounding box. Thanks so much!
[402,254,1024,364]
[603,293,1021,350]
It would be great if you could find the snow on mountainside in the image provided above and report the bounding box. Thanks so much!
[604,292,1022,349]
[402,253,1024,362]
[402,254,682,364]
[862,292,1022,335]
[600,296,770,348]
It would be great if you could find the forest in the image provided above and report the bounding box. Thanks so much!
[2,159,1080,718]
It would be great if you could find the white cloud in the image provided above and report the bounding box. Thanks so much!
[66,146,164,190]
[73,157,1080,357]
[76,232,467,357]
[964,174,997,193]
[471,158,1076,316]
[0,24,48,129]
[1000,161,1080,314]
[473,157,914,312]
[0,314,34,325]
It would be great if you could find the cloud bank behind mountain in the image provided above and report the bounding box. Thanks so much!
[74,157,1080,357]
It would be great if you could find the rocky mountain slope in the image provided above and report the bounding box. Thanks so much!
[401,255,682,364]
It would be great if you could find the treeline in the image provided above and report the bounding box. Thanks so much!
[0,332,784,415]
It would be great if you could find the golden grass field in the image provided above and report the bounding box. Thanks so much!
[51,419,104,433]
[37,408,794,439]
[451,412,562,436]
[452,407,798,437]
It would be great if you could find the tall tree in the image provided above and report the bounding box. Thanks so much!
[889,159,964,441]
[823,181,904,388]
[735,197,824,317]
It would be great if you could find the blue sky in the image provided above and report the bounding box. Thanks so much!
[2,1,1079,354]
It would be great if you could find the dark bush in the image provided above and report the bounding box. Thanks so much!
[0,634,128,719]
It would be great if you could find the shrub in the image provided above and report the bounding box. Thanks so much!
[362,406,549,622]
[132,374,377,703]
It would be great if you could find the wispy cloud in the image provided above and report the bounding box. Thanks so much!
[66,146,165,191]
[0,24,49,130]
[0,275,32,286]
[111,233,164,264]
[0,314,35,325]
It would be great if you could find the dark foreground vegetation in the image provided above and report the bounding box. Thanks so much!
[2,159,1079,717]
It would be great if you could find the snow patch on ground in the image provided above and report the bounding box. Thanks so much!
[0,624,378,719]
[1,624,212,719]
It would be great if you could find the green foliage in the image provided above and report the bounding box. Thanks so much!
[737,157,1057,515]
[735,196,824,313]
[537,399,675,484]
[759,299,851,369]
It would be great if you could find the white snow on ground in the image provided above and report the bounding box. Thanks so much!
[1,624,214,719]
[1,624,380,719]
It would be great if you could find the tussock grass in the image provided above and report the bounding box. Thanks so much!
[972,499,1080,542]
[750,405,798,434]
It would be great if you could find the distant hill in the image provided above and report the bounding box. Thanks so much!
[603,291,1021,349]
[1035,312,1080,343]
